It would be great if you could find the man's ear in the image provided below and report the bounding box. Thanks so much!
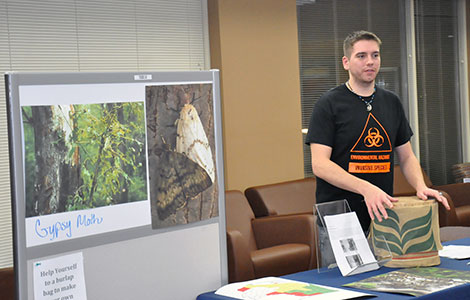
[342,56,349,71]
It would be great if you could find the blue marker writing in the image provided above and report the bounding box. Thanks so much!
[35,219,72,241]
[76,213,104,228]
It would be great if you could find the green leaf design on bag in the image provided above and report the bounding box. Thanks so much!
[377,214,400,234]
[376,237,404,255]
[401,208,432,236]
[385,209,399,222]
[406,232,436,253]
[373,206,435,255]
[402,214,432,246]
[372,227,402,248]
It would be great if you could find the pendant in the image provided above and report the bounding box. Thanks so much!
[366,104,372,111]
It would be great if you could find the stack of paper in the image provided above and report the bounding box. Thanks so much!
[439,245,470,259]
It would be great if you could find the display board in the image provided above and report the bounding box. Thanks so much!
[5,70,227,300]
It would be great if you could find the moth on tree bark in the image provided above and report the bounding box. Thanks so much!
[176,103,215,183]
[146,84,218,229]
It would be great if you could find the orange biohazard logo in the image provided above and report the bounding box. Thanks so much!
[364,128,384,148]
[351,114,391,153]
[349,113,391,174]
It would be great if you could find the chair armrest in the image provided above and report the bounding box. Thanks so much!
[226,230,255,282]
[244,188,276,217]
[432,188,459,226]
[252,214,315,249]
[245,178,316,218]
[434,183,470,207]
[252,214,317,269]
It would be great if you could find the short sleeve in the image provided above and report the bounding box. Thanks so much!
[305,95,335,147]
[394,98,413,147]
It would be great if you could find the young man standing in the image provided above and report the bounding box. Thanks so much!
[305,30,449,234]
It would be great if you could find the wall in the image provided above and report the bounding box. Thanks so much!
[208,0,304,192]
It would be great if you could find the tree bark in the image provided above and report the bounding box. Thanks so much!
[31,105,80,216]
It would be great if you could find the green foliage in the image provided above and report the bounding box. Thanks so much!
[22,102,148,216]
[66,102,147,210]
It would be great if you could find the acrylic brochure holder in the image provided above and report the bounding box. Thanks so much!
[314,199,392,276]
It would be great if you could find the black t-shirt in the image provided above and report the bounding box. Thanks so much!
[305,84,413,231]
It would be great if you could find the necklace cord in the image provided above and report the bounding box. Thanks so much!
[346,81,375,111]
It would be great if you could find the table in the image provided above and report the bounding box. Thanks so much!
[197,238,470,299]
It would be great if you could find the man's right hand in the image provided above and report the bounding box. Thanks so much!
[361,183,398,222]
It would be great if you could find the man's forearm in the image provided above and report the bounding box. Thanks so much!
[310,143,397,221]
[397,145,428,192]
[311,157,371,196]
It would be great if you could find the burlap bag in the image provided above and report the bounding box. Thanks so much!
[369,196,442,268]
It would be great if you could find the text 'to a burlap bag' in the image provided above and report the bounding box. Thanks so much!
[369,196,442,268]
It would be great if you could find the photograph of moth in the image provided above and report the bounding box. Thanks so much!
[145,84,218,229]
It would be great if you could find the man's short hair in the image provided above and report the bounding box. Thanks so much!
[343,30,382,58]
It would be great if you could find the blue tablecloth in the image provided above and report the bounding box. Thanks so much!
[197,238,470,299]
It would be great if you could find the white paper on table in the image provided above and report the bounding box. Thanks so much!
[439,245,470,259]
[324,212,379,276]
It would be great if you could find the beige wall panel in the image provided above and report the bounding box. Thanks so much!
[208,0,304,192]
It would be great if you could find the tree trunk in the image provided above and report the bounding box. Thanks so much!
[31,105,80,215]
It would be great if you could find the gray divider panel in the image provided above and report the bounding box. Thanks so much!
[5,70,227,300]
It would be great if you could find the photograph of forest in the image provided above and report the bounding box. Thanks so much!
[23,102,147,217]
[146,83,218,229]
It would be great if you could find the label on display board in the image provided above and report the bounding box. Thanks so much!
[33,252,87,300]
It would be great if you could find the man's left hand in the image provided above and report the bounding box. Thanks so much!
[417,188,450,210]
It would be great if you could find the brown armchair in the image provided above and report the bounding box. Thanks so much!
[243,166,432,219]
[0,267,15,300]
[243,165,468,228]
[433,183,470,227]
[225,190,316,283]
[244,178,316,218]
[393,164,470,228]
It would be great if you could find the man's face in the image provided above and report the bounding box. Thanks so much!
[342,39,381,84]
